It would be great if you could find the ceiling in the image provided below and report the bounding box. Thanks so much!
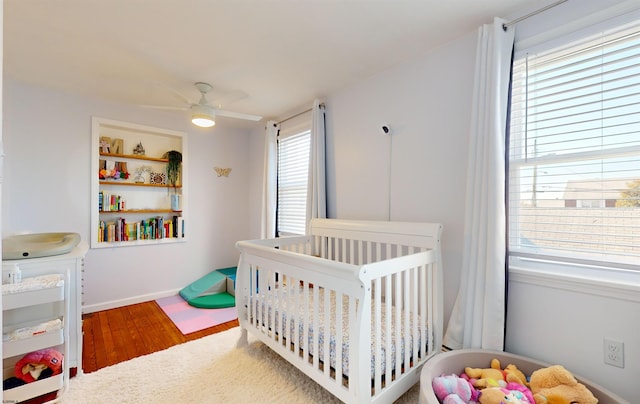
[4,0,540,127]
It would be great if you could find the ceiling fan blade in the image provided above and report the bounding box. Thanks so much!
[139,104,189,111]
[215,109,263,121]
[153,81,194,105]
[210,89,249,108]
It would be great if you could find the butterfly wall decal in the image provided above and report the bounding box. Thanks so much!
[214,167,232,177]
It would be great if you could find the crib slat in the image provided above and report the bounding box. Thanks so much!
[251,265,258,329]
[374,277,382,393]
[384,274,392,386]
[290,275,297,354]
[411,265,419,366]
[427,262,434,356]
[403,269,411,371]
[312,285,320,369]
[394,271,402,377]
[336,293,345,384]
[323,285,330,377]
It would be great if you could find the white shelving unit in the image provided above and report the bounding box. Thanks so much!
[2,274,68,403]
[2,242,87,402]
[91,117,187,248]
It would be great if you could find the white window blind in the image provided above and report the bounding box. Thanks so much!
[508,21,640,270]
[277,129,310,236]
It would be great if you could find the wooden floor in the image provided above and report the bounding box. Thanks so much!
[81,300,239,373]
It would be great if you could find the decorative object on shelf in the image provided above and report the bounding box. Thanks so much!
[149,172,167,185]
[163,150,182,189]
[133,165,152,183]
[99,136,111,153]
[111,138,124,154]
[214,167,232,177]
[171,194,182,211]
[133,142,146,155]
[99,161,129,180]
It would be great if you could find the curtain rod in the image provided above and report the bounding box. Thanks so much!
[503,0,568,30]
[276,103,325,125]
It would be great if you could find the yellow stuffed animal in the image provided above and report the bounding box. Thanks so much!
[494,358,529,386]
[465,358,506,389]
[529,365,598,404]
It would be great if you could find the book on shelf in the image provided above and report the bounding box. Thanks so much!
[99,191,125,212]
[98,215,185,243]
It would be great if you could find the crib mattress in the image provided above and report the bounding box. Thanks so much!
[250,285,428,378]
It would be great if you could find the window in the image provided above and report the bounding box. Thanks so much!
[508,22,640,270]
[277,129,311,236]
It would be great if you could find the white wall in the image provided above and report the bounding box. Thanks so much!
[3,79,257,311]
[325,32,477,328]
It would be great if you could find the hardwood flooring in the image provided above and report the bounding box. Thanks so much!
[81,300,239,373]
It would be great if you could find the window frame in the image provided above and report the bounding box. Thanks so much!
[507,19,640,274]
[275,120,311,237]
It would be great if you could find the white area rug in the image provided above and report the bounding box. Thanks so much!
[62,327,419,403]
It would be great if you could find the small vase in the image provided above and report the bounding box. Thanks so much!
[171,194,181,211]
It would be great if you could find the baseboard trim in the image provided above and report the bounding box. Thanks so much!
[82,288,181,313]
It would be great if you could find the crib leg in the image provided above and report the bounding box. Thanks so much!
[236,327,248,348]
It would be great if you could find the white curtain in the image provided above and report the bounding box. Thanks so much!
[261,120,278,239]
[305,99,327,234]
[443,17,514,351]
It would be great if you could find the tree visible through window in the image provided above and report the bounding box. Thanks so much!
[508,22,640,269]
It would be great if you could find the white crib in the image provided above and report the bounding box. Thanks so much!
[235,219,443,404]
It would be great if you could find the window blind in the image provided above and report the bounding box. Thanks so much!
[277,130,311,236]
[508,21,640,270]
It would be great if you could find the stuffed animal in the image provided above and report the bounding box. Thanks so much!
[478,382,535,404]
[432,373,479,403]
[15,349,63,383]
[528,365,598,404]
[465,358,507,389]
[493,359,529,386]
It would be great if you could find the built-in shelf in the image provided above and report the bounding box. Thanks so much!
[92,117,187,248]
[99,181,182,188]
[99,209,181,214]
[99,152,169,162]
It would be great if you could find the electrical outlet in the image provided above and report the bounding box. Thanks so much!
[604,338,624,368]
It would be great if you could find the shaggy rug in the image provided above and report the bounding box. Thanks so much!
[61,327,420,403]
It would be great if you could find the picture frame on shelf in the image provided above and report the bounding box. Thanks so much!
[150,172,167,185]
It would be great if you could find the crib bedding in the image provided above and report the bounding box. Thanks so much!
[251,285,427,379]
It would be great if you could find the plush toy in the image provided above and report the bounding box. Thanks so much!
[432,373,479,403]
[15,349,63,383]
[465,358,507,389]
[528,365,598,404]
[493,359,529,386]
[478,382,535,404]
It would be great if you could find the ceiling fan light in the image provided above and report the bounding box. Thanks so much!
[191,104,215,128]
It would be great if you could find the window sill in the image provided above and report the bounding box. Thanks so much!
[509,257,640,302]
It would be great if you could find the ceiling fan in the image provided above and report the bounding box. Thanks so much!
[144,82,262,128]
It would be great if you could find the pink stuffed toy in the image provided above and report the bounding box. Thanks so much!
[15,348,63,383]
[433,373,479,403]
